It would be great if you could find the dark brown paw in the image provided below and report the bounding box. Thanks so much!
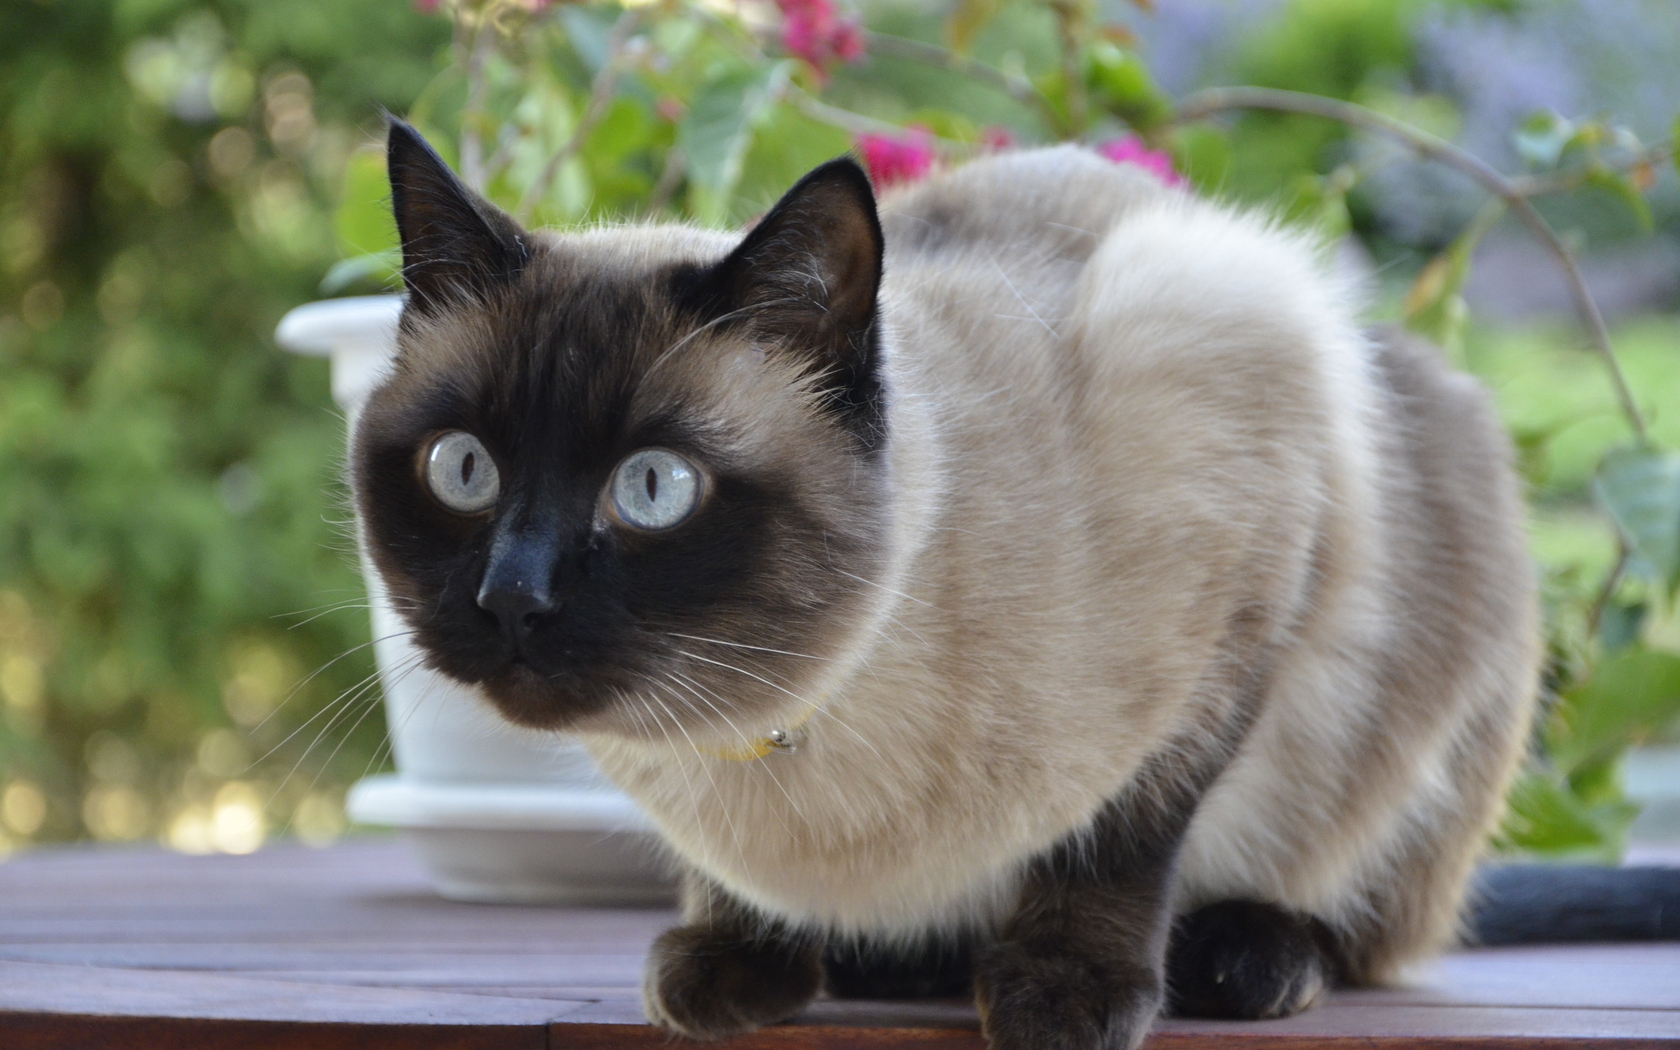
[974,941,1162,1050]
[1167,901,1336,1020]
[642,923,822,1040]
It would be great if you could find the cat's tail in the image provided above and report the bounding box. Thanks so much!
[1465,864,1680,945]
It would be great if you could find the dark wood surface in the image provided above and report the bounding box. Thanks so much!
[1,840,1677,1049]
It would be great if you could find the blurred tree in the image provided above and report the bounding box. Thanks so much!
[0,0,447,853]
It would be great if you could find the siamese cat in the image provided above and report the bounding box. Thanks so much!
[354,118,1560,1049]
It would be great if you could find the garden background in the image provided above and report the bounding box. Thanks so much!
[1,0,1678,860]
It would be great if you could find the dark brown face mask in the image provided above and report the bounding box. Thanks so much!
[350,119,891,734]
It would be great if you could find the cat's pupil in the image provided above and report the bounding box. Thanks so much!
[646,467,658,501]
[461,451,475,486]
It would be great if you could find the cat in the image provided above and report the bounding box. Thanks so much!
[353,118,1544,1049]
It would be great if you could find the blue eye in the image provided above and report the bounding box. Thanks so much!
[424,431,500,514]
[610,449,700,530]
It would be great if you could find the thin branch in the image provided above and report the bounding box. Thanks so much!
[789,90,967,156]
[1174,85,1649,445]
[1047,0,1088,134]
[458,9,499,192]
[1587,542,1632,638]
[1507,142,1673,197]
[647,144,686,215]
[480,124,519,186]
[514,6,645,225]
[861,32,1058,128]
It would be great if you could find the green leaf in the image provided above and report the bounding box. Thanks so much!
[334,146,399,260]
[1170,125,1229,193]
[1032,70,1073,136]
[736,104,852,215]
[944,0,1000,55]
[1403,200,1502,355]
[1585,166,1654,233]
[319,251,401,295]
[1513,111,1573,170]
[679,61,792,226]
[1598,601,1648,654]
[1507,420,1570,490]
[1280,166,1354,240]
[1085,41,1171,132]
[1548,644,1680,774]
[557,5,616,76]
[1594,445,1680,595]
[1494,769,1635,860]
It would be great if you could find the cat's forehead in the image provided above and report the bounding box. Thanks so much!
[397,229,707,393]
[387,225,835,464]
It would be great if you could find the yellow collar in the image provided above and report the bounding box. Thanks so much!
[698,706,818,762]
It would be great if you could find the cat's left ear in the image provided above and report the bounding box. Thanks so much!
[704,158,885,435]
[387,118,528,314]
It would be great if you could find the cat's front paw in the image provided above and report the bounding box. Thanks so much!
[1166,901,1334,1020]
[642,923,823,1040]
[974,941,1163,1050]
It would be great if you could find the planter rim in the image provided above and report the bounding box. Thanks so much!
[275,295,403,357]
[348,773,654,833]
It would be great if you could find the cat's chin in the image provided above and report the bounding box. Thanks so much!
[474,662,610,731]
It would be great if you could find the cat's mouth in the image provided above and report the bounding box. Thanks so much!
[471,656,621,731]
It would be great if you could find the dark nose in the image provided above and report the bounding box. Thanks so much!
[477,524,561,646]
[477,582,555,644]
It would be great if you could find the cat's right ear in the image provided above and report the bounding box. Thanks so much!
[690,157,886,446]
[386,118,527,313]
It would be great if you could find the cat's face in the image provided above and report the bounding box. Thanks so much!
[352,122,891,738]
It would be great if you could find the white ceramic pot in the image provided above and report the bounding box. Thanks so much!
[275,295,672,904]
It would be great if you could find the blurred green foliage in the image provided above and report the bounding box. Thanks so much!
[1468,315,1680,857]
[0,0,447,853]
[1,0,1677,862]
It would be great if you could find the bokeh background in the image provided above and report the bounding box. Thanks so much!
[1,0,1677,859]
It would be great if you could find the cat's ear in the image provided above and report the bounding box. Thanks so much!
[386,118,528,313]
[704,158,885,435]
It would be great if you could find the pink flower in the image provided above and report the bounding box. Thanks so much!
[831,18,865,62]
[856,127,935,190]
[980,126,1015,152]
[776,0,866,80]
[655,96,686,123]
[1096,136,1185,188]
[413,0,441,11]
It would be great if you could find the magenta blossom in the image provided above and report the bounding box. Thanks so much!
[830,18,865,62]
[777,0,866,80]
[856,127,935,190]
[980,126,1016,153]
[1096,136,1186,188]
[413,0,441,11]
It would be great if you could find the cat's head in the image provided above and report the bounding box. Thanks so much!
[351,120,893,739]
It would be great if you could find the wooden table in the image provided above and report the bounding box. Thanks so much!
[1,840,1676,1049]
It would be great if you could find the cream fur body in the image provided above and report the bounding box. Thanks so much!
[574,147,1537,979]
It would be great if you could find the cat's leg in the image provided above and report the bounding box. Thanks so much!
[1166,900,1340,1019]
[642,868,823,1040]
[973,761,1210,1050]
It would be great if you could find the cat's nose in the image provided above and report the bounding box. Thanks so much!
[477,522,561,646]
[477,582,556,644]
